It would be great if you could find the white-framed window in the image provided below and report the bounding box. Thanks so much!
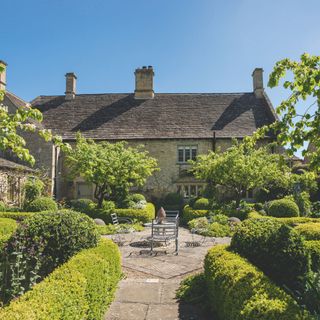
[177,146,197,163]
[177,184,203,198]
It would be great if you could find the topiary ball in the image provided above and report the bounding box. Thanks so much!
[194,198,210,210]
[268,198,299,218]
[25,197,58,212]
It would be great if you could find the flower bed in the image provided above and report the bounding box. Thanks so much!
[204,245,311,320]
[0,238,121,320]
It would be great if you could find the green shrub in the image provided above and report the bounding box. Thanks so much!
[69,198,96,215]
[305,240,320,272]
[1,210,99,303]
[25,197,58,212]
[162,192,184,210]
[0,211,37,221]
[204,245,311,320]
[211,213,229,225]
[176,273,206,304]
[0,218,17,249]
[295,223,320,240]
[295,191,312,216]
[231,219,310,291]
[182,205,208,223]
[269,198,300,218]
[0,238,121,320]
[206,222,232,237]
[113,202,155,223]
[23,178,44,205]
[129,193,146,202]
[193,198,210,210]
[253,202,264,211]
[0,201,6,212]
[188,217,209,230]
[101,200,116,212]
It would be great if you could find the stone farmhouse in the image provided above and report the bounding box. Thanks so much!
[27,65,277,201]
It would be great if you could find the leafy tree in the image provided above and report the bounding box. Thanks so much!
[247,53,320,170]
[0,65,68,165]
[191,142,290,206]
[66,133,158,207]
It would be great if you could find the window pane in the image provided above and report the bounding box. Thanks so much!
[190,185,196,197]
[191,147,197,160]
[185,148,191,161]
[184,185,190,198]
[178,149,184,162]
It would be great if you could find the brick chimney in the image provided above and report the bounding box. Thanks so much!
[65,72,77,100]
[0,60,7,91]
[252,68,264,98]
[134,66,154,99]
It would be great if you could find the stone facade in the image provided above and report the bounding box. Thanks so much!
[55,138,238,201]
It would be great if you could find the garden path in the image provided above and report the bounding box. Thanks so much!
[104,227,231,320]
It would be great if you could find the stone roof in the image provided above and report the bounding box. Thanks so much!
[31,92,277,140]
[4,91,28,109]
[0,157,33,172]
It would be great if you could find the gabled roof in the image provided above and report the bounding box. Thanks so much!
[31,92,277,140]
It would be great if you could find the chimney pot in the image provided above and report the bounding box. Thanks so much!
[0,60,7,91]
[65,72,77,100]
[252,68,264,98]
[134,66,154,99]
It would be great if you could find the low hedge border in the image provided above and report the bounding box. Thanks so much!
[247,212,320,227]
[294,223,320,240]
[305,240,320,271]
[0,218,17,249]
[204,245,311,320]
[0,211,38,221]
[0,238,121,320]
[182,205,208,223]
[113,202,155,223]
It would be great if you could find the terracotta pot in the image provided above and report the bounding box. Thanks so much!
[157,207,166,224]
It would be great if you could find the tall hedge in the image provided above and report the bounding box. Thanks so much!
[204,245,311,320]
[230,219,310,291]
[0,239,121,320]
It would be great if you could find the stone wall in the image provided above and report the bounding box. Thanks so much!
[0,169,29,206]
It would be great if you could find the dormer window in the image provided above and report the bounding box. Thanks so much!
[178,146,197,163]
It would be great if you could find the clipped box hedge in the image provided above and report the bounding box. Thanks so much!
[204,245,311,320]
[0,238,121,320]
[182,205,208,223]
[113,202,155,223]
[0,211,37,221]
[305,240,320,271]
[247,212,320,227]
[0,218,17,248]
[294,223,320,240]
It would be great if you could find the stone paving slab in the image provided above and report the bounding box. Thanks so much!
[104,228,230,319]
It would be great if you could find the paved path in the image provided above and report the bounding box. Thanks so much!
[104,227,230,320]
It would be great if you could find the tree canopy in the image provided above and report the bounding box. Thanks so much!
[66,133,159,207]
[0,65,68,165]
[247,53,320,170]
[191,142,291,205]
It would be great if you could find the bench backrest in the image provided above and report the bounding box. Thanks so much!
[164,210,179,223]
[111,213,119,226]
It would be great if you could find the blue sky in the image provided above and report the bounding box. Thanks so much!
[1,0,320,111]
